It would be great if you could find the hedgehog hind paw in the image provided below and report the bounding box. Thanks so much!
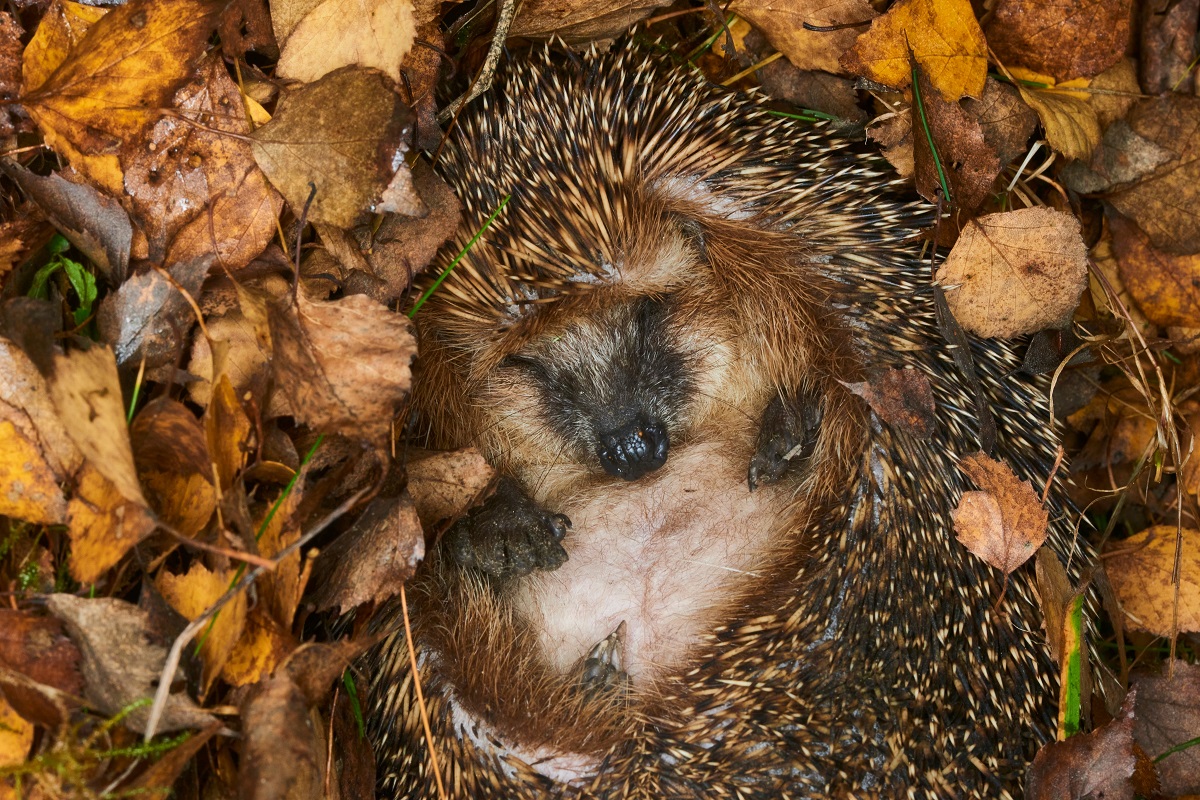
[748,390,823,491]
[578,621,630,701]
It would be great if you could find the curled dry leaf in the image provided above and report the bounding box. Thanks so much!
[251,66,420,229]
[912,68,1000,212]
[1026,691,1137,800]
[205,373,254,492]
[867,110,913,177]
[1106,526,1200,637]
[986,0,1132,83]
[952,452,1048,574]
[508,0,672,42]
[1108,94,1200,254]
[936,207,1088,338]
[0,663,76,732]
[157,561,248,693]
[237,676,322,800]
[1132,660,1200,794]
[0,163,132,284]
[276,0,416,84]
[130,398,216,538]
[729,0,876,74]
[97,256,211,370]
[268,292,417,445]
[310,485,424,614]
[841,368,936,439]
[840,0,986,102]
[1108,212,1200,328]
[255,483,306,630]
[20,0,223,195]
[44,594,216,733]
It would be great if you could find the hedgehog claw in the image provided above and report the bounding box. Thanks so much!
[579,621,630,700]
[748,390,823,490]
[445,476,570,580]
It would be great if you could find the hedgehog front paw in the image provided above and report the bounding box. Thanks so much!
[579,622,629,701]
[748,389,823,491]
[445,476,570,580]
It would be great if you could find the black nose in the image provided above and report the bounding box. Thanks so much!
[597,418,669,481]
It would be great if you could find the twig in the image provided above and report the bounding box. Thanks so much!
[142,485,371,741]
[436,0,516,125]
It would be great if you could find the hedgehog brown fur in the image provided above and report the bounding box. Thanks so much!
[365,41,1087,798]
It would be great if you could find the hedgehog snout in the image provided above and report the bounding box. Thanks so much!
[597,415,669,481]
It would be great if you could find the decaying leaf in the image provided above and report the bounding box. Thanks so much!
[1131,661,1200,795]
[407,447,494,527]
[121,55,281,268]
[310,484,424,614]
[841,0,986,102]
[255,483,306,630]
[1108,94,1200,254]
[986,0,1132,83]
[205,373,254,492]
[953,452,1049,574]
[1026,691,1137,800]
[20,0,223,195]
[251,66,421,229]
[1061,121,1175,195]
[963,77,1038,168]
[1141,0,1199,94]
[276,0,416,84]
[729,0,875,74]
[842,369,937,439]
[65,462,158,583]
[1108,212,1200,328]
[912,68,1001,211]
[97,257,210,370]
[936,207,1089,338]
[158,562,248,693]
[0,609,83,697]
[268,292,417,444]
[1106,526,1200,637]
[44,594,216,733]
[0,420,69,525]
[868,109,914,177]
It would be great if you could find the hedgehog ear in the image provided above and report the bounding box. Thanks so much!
[675,215,709,264]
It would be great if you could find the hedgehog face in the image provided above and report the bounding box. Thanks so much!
[498,294,693,480]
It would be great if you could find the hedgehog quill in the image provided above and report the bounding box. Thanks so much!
[366,43,1087,798]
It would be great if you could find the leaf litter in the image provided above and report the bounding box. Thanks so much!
[0,0,1197,795]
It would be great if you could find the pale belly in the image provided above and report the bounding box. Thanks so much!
[515,441,791,682]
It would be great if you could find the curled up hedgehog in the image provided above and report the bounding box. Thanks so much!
[364,41,1087,798]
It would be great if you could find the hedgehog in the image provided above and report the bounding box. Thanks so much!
[364,41,1087,799]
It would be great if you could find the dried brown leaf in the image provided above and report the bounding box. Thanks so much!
[912,68,1000,211]
[251,66,420,229]
[1131,660,1200,795]
[936,208,1089,338]
[986,0,1132,82]
[44,594,215,733]
[268,292,417,444]
[842,369,937,439]
[0,610,83,696]
[963,77,1037,168]
[1108,212,1200,328]
[509,0,672,42]
[131,398,216,538]
[237,673,323,800]
[1027,691,1137,800]
[953,452,1048,573]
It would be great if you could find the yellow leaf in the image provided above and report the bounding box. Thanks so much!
[0,420,68,525]
[0,695,33,799]
[20,0,108,94]
[840,0,986,101]
[1107,526,1200,637]
[21,0,222,195]
[1017,83,1100,160]
[256,487,306,630]
[158,562,247,693]
[66,462,156,584]
[221,608,294,687]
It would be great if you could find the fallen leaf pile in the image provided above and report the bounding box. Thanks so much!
[0,0,1197,796]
